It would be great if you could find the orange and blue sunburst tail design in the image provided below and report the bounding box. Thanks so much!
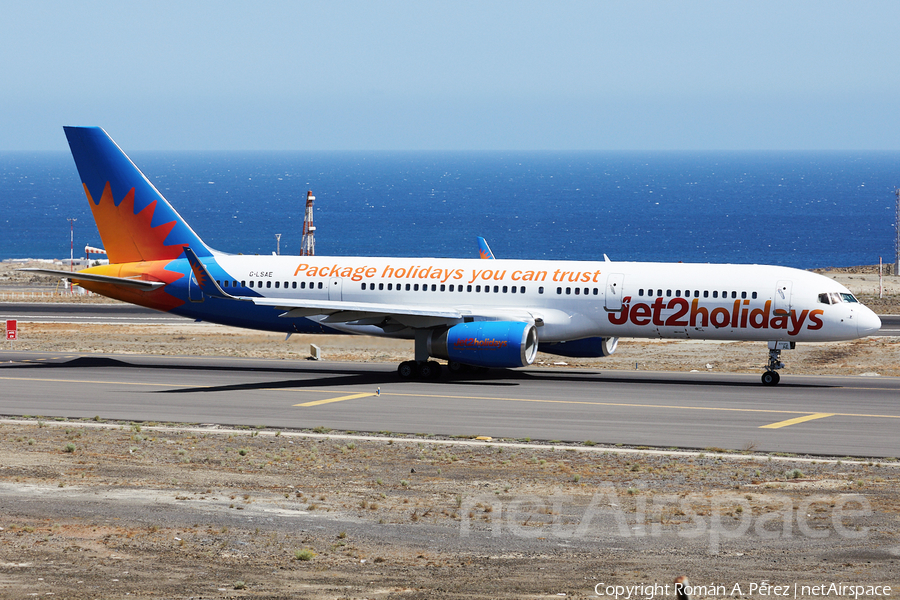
[64,127,213,263]
[477,236,495,260]
[63,127,216,311]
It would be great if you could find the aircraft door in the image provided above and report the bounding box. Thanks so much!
[604,273,625,311]
[188,273,204,302]
[328,277,343,301]
[774,280,792,315]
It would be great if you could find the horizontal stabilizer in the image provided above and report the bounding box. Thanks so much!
[19,268,165,290]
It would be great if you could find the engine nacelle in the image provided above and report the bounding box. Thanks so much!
[428,321,538,368]
[539,336,618,358]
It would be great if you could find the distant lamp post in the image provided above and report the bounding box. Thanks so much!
[275,233,282,256]
[67,218,77,272]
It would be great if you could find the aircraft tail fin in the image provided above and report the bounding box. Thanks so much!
[477,236,495,260]
[63,127,213,264]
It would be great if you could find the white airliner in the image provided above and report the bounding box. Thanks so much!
[26,127,882,386]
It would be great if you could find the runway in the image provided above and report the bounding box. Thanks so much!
[1,351,898,458]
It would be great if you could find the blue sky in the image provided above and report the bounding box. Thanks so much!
[2,1,899,151]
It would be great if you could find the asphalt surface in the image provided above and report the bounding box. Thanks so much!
[1,351,898,458]
[0,302,190,324]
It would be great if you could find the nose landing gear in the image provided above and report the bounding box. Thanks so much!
[762,341,794,386]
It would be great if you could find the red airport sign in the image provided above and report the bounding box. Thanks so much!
[6,319,16,341]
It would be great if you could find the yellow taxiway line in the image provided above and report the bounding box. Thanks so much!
[294,392,376,407]
[759,413,835,429]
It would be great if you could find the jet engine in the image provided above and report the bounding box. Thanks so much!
[427,321,538,368]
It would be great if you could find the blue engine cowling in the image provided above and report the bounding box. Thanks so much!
[539,336,618,358]
[427,321,538,368]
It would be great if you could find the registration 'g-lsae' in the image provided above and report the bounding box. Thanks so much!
[27,127,882,385]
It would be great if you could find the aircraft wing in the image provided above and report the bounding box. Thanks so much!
[19,268,166,290]
[250,297,462,324]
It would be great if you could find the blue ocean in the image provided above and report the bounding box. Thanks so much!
[0,151,897,269]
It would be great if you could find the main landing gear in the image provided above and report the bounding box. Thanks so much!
[762,341,794,386]
[398,360,442,380]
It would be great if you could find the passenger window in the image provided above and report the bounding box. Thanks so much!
[752,292,757,299]
[275,281,280,288]
[291,282,296,289]
[502,285,508,293]
[387,283,392,290]
[467,285,472,292]
[666,289,672,297]
[703,290,708,298]
[378,283,383,290]
[575,288,580,295]
[566,287,571,295]
[405,284,411,291]
[266,281,272,288]
[449,284,454,291]
[241,281,246,288]
[556,287,562,294]
[713,291,718,298]
[639,288,644,296]
[657,289,663,297]
[741,291,747,299]
[361,283,366,290]
[249,281,254,288]
[414,284,419,291]
[511,286,516,294]
[440,284,445,291]
[731,291,737,299]
[675,289,680,296]
[432,284,437,291]
[476,285,481,292]
[538,286,544,294]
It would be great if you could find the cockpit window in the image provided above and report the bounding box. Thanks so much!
[819,292,859,304]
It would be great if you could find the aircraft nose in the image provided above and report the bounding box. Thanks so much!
[857,307,882,337]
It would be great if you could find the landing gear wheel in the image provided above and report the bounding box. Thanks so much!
[447,361,464,374]
[418,361,441,380]
[398,361,416,379]
[761,370,780,386]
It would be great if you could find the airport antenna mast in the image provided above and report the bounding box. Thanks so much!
[301,190,316,256]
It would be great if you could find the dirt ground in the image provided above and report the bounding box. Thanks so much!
[0,420,898,599]
[1,261,899,598]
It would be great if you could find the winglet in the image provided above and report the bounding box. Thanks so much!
[477,237,495,260]
[183,246,237,300]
